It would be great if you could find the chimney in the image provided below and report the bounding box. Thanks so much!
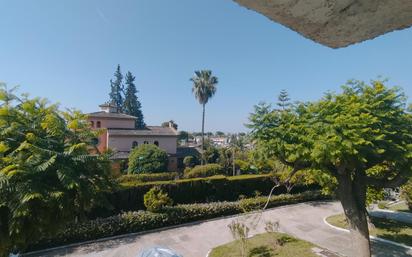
[99,103,119,113]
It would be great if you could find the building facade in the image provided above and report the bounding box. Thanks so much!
[88,103,179,171]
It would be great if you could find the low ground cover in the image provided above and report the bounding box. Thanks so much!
[326,214,412,246]
[209,232,318,257]
[27,191,327,253]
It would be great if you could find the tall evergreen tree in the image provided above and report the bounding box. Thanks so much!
[277,89,291,110]
[109,65,124,111]
[124,71,145,128]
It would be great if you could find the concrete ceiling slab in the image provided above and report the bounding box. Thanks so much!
[234,0,412,48]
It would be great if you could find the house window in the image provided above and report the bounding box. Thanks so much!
[132,141,138,148]
[144,141,149,144]
[96,121,101,128]
[90,121,94,128]
[154,141,159,147]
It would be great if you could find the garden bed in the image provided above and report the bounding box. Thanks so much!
[209,232,318,257]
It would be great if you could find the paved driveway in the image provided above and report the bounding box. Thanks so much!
[25,201,412,257]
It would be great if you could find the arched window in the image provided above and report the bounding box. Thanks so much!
[154,141,159,147]
[144,141,149,144]
[132,141,138,148]
[90,121,94,128]
[96,121,101,128]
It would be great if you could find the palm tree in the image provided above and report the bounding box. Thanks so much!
[190,70,218,164]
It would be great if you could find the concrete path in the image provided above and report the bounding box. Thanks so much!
[25,201,412,257]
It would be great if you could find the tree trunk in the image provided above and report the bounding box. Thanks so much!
[201,104,205,165]
[337,171,371,257]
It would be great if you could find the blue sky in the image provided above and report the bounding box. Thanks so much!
[1,0,411,132]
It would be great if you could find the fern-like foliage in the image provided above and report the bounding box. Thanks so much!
[0,84,112,255]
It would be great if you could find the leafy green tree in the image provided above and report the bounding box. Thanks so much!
[277,89,291,110]
[202,140,220,164]
[215,131,225,137]
[178,131,189,142]
[249,80,412,257]
[128,144,169,173]
[0,85,112,255]
[109,65,124,111]
[218,147,234,175]
[190,70,218,164]
[123,71,145,128]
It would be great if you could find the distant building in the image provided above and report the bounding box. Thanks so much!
[88,103,179,171]
[209,137,229,147]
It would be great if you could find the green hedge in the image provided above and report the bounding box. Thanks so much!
[28,191,328,252]
[116,172,178,186]
[111,174,319,213]
[184,164,224,178]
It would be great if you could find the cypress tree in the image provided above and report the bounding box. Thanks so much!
[109,65,124,111]
[124,71,145,128]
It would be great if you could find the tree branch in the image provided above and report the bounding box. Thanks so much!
[366,172,408,188]
[263,165,303,210]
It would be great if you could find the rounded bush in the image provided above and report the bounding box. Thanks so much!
[184,164,224,178]
[144,186,173,212]
[128,144,169,174]
[183,155,197,168]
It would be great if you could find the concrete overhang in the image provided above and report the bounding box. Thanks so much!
[233,0,412,48]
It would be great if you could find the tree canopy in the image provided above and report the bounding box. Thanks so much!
[128,144,169,174]
[190,70,218,106]
[109,65,124,110]
[124,71,145,128]
[0,85,112,255]
[248,80,412,257]
[277,89,291,110]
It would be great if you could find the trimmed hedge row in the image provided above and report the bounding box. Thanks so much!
[116,172,178,186]
[29,191,328,252]
[111,174,320,213]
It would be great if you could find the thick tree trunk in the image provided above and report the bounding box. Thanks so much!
[337,171,371,257]
[201,104,205,165]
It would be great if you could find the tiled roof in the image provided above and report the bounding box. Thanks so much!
[88,111,137,119]
[108,126,178,136]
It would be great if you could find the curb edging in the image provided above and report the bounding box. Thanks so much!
[323,216,412,250]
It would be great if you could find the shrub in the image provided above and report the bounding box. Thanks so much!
[112,174,319,213]
[235,159,252,174]
[184,164,224,178]
[28,190,327,252]
[116,172,178,186]
[401,179,412,210]
[183,155,198,168]
[128,144,169,173]
[144,187,173,212]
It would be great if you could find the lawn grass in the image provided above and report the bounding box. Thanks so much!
[387,202,411,213]
[377,201,411,213]
[326,214,412,246]
[209,232,318,257]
